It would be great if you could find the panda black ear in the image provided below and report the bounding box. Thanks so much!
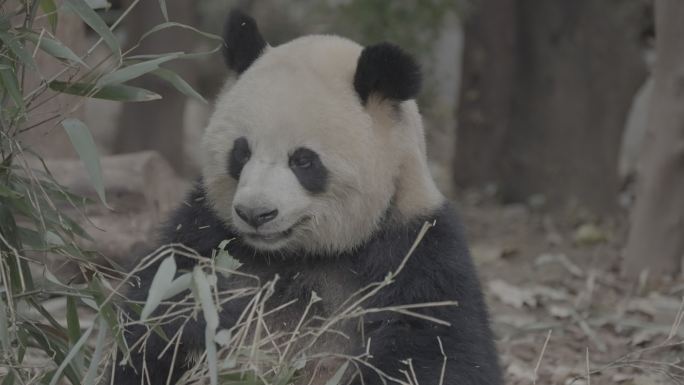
[223,10,267,74]
[353,43,422,105]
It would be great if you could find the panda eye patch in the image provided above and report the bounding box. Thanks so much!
[228,137,251,179]
[289,150,313,169]
[289,148,328,194]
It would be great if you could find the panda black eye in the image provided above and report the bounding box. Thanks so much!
[289,148,316,169]
[288,147,328,194]
[290,156,312,169]
[228,137,251,179]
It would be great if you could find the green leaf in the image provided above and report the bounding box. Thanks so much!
[0,67,24,110]
[49,81,162,102]
[138,22,223,44]
[215,240,241,278]
[18,252,34,292]
[0,201,21,251]
[43,267,66,287]
[66,296,84,373]
[324,361,349,385]
[164,272,192,300]
[0,296,9,352]
[45,230,65,246]
[151,68,206,103]
[0,31,37,70]
[1,370,15,385]
[61,118,108,207]
[28,298,64,331]
[66,296,81,346]
[64,0,121,61]
[48,321,94,385]
[25,31,87,67]
[83,317,107,385]
[95,53,182,87]
[140,256,176,320]
[39,0,59,33]
[25,324,81,385]
[158,0,168,21]
[0,183,21,199]
[126,46,221,61]
[89,277,127,356]
[194,267,218,385]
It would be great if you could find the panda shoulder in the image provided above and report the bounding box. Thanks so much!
[159,182,234,257]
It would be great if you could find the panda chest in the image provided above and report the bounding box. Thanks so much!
[264,265,362,384]
[267,263,362,322]
[258,263,364,353]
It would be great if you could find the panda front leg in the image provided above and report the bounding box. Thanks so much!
[357,315,501,385]
[112,314,206,385]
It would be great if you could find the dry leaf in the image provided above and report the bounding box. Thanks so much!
[489,280,537,308]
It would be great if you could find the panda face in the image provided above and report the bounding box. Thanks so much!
[202,30,443,255]
[203,47,397,254]
[226,135,330,251]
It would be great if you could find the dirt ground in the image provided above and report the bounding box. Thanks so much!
[456,189,684,385]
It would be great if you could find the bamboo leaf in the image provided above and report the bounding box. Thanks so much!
[48,321,94,385]
[66,296,81,346]
[64,0,121,60]
[324,361,349,385]
[194,267,218,385]
[0,201,20,250]
[25,324,81,385]
[158,0,168,21]
[26,299,63,331]
[139,22,223,44]
[61,118,108,207]
[89,277,127,355]
[0,67,24,109]
[17,227,45,249]
[95,53,182,87]
[39,0,59,33]
[0,31,37,70]
[66,296,84,373]
[215,240,241,278]
[0,371,15,385]
[151,67,206,103]
[163,272,192,300]
[0,296,9,352]
[126,44,221,61]
[83,317,107,385]
[140,256,176,320]
[25,31,87,67]
[49,81,162,102]
[84,0,109,9]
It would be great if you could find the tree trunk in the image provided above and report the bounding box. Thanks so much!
[113,0,199,175]
[454,0,646,214]
[453,0,517,188]
[623,0,684,278]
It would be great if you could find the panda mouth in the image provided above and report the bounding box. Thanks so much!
[243,217,309,244]
[244,228,294,243]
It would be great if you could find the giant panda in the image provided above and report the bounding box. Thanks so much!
[113,10,501,385]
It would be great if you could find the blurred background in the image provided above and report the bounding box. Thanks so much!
[12,0,684,383]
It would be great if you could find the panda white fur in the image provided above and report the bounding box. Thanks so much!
[114,10,501,385]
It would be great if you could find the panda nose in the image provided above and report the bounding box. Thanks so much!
[234,205,279,228]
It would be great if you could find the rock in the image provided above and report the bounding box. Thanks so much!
[43,151,189,265]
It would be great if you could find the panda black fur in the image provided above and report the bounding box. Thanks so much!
[113,10,501,385]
